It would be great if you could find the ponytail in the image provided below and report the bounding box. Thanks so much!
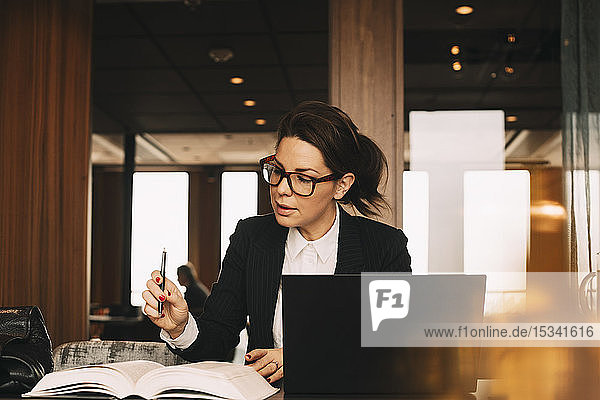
[339,134,389,217]
[276,101,390,217]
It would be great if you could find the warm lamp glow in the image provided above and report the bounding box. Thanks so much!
[243,99,256,107]
[230,76,244,84]
[455,5,474,15]
[255,118,266,126]
[507,34,516,43]
[531,201,567,219]
[506,115,518,122]
[504,66,515,75]
[452,61,462,71]
[450,45,460,55]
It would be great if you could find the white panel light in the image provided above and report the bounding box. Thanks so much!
[464,170,530,291]
[403,171,429,274]
[409,110,504,273]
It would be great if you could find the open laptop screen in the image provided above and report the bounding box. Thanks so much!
[282,274,486,396]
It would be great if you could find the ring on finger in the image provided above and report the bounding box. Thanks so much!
[270,360,279,369]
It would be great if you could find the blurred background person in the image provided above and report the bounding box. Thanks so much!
[177,262,210,314]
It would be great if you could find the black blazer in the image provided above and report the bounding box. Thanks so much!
[170,207,411,361]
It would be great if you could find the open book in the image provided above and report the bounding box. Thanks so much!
[23,360,279,400]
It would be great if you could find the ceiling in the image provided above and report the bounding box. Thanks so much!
[92,0,562,166]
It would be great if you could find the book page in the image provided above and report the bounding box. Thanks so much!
[102,360,164,384]
[24,360,165,399]
[136,362,278,400]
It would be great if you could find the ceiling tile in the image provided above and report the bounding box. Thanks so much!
[405,30,560,64]
[128,113,221,132]
[265,0,328,32]
[182,66,288,92]
[92,106,126,134]
[287,66,328,91]
[156,35,277,67]
[404,62,560,89]
[217,111,286,132]
[94,38,169,68]
[131,1,268,35]
[294,91,328,104]
[404,0,560,31]
[481,89,562,108]
[277,33,328,65]
[94,4,146,36]
[95,94,208,114]
[94,70,190,93]
[201,92,293,113]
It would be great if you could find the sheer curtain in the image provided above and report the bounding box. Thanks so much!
[562,0,600,272]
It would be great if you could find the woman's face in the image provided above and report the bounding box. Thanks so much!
[270,137,339,239]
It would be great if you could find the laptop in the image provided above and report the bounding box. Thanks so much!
[282,274,486,396]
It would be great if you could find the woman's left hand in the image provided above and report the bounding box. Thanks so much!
[245,348,283,383]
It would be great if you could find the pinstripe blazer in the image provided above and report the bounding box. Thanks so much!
[169,207,411,362]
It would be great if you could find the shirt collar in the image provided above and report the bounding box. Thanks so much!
[286,203,340,264]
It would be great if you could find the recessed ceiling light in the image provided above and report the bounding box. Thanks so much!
[507,34,516,43]
[243,99,256,107]
[506,115,518,122]
[230,77,244,85]
[452,61,462,71]
[255,118,266,126]
[504,66,515,75]
[490,72,497,79]
[455,5,473,15]
[450,45,460,55]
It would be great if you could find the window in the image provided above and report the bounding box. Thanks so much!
[221,172,258,262]
[130,172,189,306]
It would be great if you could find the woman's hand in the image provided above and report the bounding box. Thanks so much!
[245,348,283,383]
[142,270,189,338]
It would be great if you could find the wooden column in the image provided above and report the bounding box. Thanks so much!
[330,0,404,227]
[0,0,93,346]
[188,170,222,288]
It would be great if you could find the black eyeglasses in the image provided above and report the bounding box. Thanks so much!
[259,155,341,197]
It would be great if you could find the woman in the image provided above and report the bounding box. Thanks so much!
[142,101,411,384]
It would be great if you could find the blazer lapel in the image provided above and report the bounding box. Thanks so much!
[335,207,366,274]
[250,215,287,347]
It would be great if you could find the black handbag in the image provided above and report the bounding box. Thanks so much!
[0,306,53,394]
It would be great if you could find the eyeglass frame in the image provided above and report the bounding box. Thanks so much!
[259,154,342,197]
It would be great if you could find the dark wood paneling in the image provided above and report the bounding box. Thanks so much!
[0,0,92,346]
[529,167,568,272]
[188,170,222,288]
[91,169,123,305]
[329,0,404,226]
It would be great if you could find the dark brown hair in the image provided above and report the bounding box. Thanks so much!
[276,101,389,217]
[177,262,199,283]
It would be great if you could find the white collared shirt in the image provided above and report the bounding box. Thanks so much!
[272,204,339,348]
[161,204,340,350]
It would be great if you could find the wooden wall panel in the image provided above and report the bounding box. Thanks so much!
[188,170,221,288]
[330,0,404,227]
[0,0,92,346]
[529,167,568,272]
[91,169,123,305]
